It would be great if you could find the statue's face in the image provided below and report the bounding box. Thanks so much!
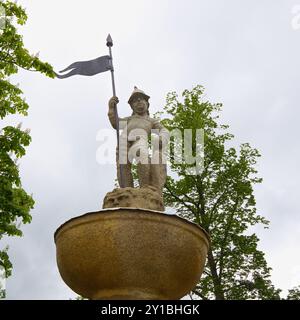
[131,97,148,115]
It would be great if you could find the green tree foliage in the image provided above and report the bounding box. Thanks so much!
[161,85,281,299]
[0,247,11,298]
[0,0,54,288]
[287,286,300,300]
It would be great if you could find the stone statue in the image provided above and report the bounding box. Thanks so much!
[103,87,169,211]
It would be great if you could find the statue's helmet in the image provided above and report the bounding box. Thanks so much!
[128,86,150,105]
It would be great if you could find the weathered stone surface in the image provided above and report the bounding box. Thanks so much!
[102,186,164,211]
[55,208,210,300]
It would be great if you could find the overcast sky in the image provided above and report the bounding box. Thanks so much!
[2,0,300,299]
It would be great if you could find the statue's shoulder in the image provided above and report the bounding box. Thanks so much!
[149,116,163,127]
[149,116,160,123]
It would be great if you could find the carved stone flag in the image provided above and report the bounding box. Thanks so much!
[56,55,112,79]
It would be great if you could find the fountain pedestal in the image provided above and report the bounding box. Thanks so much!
[55,208,209,300]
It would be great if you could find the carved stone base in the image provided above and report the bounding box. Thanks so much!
[102,186,164,211]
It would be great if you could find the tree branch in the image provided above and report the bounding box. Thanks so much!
[218,197,239,280]
[165,184,198,218]
[192,290,208,300]
[208,189,228,225]
[207,247,225,300]
[0,56,39,73]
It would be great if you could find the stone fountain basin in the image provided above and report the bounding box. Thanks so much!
[54,208,210,300]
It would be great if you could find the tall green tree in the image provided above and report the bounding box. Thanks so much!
[161,85,281,300]
[0,0,54,296]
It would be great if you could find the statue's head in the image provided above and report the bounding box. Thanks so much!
[128,86,150,116]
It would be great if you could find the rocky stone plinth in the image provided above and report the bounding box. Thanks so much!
[103,186,164,211]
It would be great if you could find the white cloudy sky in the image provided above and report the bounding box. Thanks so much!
[2,0,300,299]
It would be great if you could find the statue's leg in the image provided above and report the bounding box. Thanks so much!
[137,163,150,187]
[116,147,133,188]
[149,145,167,193]
[136,142,150,187]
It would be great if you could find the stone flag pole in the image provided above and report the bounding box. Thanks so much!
[106,34,124,188]
[54,35,210,300]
